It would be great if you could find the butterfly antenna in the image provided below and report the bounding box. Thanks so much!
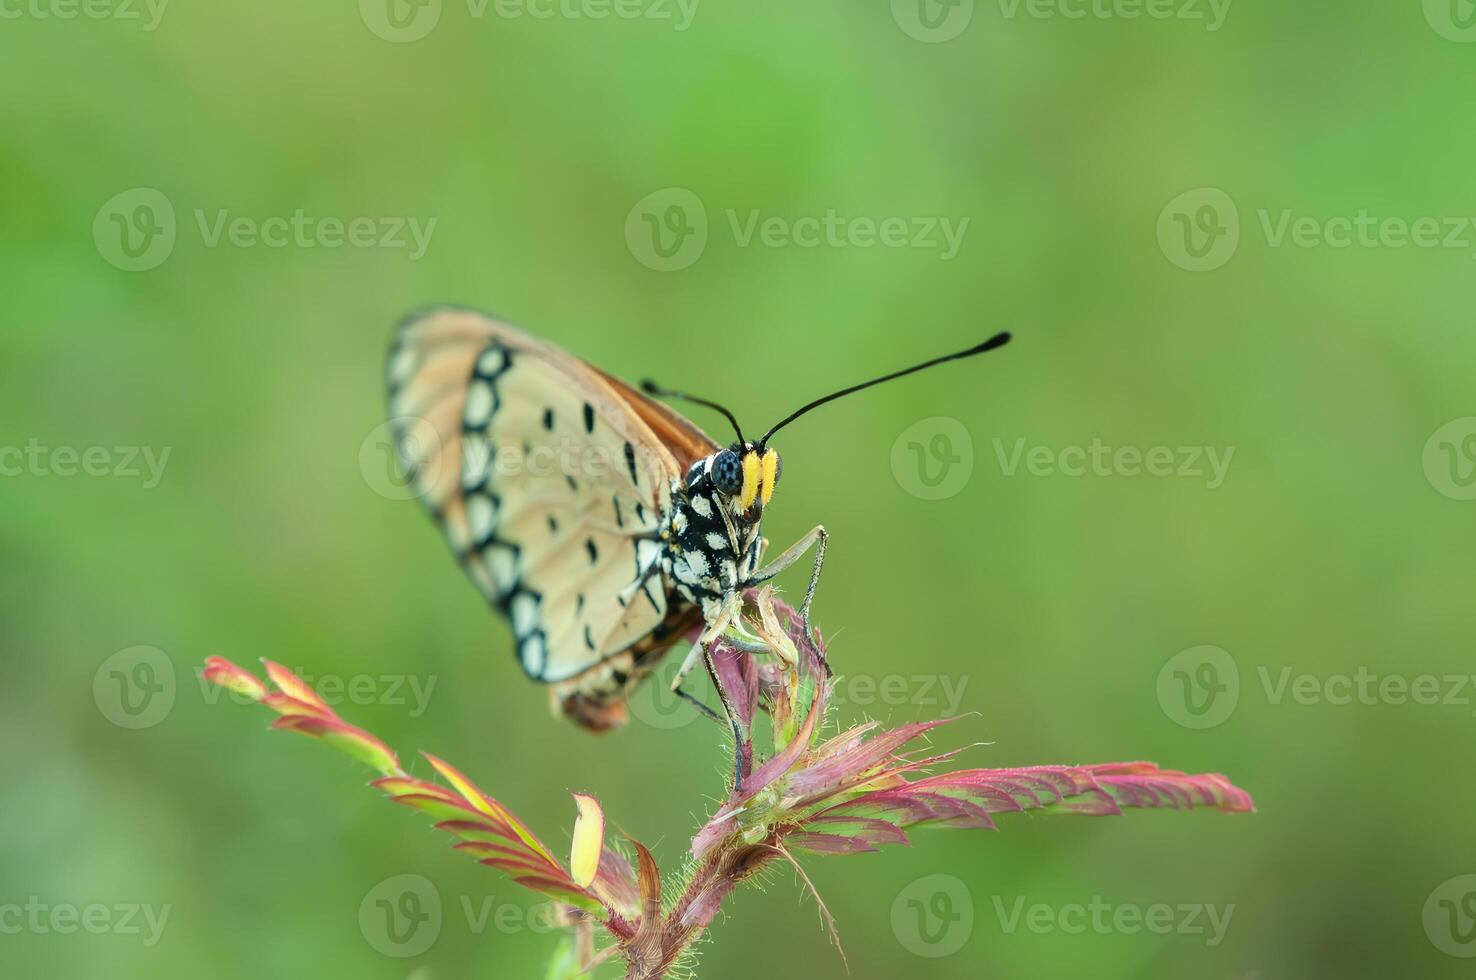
[758,331,1013,445]
[640,379,746,445]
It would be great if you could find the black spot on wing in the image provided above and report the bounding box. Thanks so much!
[583,403,596,434]
[585,538,599,564]
[624,442,639,487]
[543,408,555,431]
[584,623,595,650]
[613,497,624,528]
[547,514,559,533]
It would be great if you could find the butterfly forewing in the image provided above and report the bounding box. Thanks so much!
[387,308,705,684]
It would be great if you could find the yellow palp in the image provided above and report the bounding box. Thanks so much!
[739,451,762,510]
[759,448,780,506]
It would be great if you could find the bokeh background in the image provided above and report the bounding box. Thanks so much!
[4,1,1475,977]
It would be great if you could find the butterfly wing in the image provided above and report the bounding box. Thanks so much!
[386,307,711,686]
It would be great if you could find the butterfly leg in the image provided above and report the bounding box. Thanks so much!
[669,615,748,786]
[748,524,830,675]
[668,638,722,724]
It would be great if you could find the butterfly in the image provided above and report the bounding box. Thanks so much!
[385,306,1011,736]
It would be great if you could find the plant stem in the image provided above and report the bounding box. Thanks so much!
[622,840,779,980]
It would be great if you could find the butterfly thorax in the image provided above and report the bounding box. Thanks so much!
[660,455,765,623]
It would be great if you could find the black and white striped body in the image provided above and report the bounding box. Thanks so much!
[660,456,765,624]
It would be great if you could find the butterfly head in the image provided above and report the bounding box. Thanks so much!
[709,443,781,516]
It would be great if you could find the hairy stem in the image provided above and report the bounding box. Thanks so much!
[622,838,779,980]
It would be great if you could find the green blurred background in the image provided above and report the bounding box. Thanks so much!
[4,1,1476,976]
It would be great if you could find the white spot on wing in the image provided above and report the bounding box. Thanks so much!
[512,592,538,636]
[389,347,418,385]
[465,381,494,427]
[706,532,727,551]
[478,347,506,376]
[467,493,496,541]
[521,633,546,676]
[487,544,517,587]
[691,496,713,519]
[636,538,663,570]
[462,434,492,488]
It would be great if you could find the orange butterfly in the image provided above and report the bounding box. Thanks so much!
[386,307,1010,734]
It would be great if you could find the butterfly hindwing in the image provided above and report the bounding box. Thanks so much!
[387,307,703,684]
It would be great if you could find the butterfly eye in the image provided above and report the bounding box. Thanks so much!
[710,450,743,496]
